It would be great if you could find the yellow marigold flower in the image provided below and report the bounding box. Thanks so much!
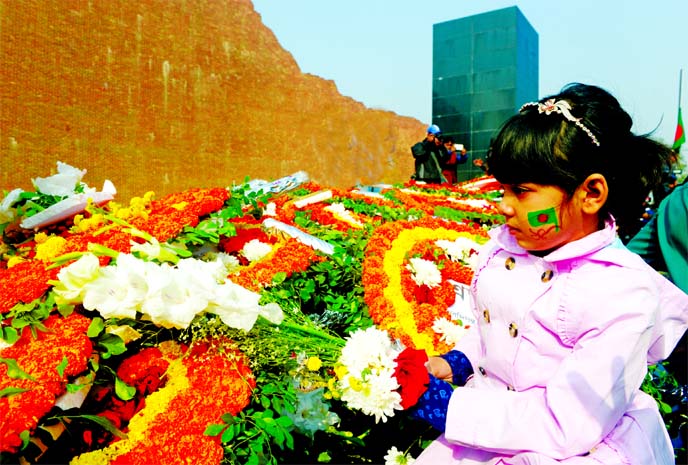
[35,236,67,261]
[306,356,322,372]
[34,232,48,244]
[348,376,363,392]
[334,365,348,380]
[6,256,26,268]
[171,201,188,211]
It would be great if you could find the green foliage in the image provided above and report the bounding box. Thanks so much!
[206,377,297,465]
[1,294,59,340]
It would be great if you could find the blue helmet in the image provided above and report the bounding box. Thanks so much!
[427,124,441,135]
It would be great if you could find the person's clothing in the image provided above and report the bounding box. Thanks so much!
[415,218,688,464]
[627,180,688,294]
[411,140,446,184]
[442,150,468,185]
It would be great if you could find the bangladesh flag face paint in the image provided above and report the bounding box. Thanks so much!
[527,207,560,232]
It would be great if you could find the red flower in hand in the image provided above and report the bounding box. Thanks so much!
[394,347,430,409]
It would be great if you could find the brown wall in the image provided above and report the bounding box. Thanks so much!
[0,0,425,201]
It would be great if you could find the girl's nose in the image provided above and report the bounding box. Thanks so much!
[498,198,515,217]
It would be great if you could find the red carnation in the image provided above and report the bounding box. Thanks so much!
[393,347,430,409]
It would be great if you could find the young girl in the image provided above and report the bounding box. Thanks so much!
[411,83,688,464]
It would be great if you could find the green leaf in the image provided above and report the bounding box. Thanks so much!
[114,376,136,401]
[0,326,18,344]
[19,429,31,450]
[203,423,226,437]
[221,424,235,443]
[0,386,31,397]
[0,357,36,381]
[78,414,127,439]
[97,333,127,359]
[56,356,68,377]
[87,317,105,337]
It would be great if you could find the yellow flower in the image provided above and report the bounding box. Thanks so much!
[348,376,363,392]
[306,356,322,371]
[34,232,48,244]
[172,201,188,211]
[334,365,348,380]
[35,235,68,261]
[6,256,26,268]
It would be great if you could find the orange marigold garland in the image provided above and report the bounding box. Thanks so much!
[0,260,59,313]
[0,313,92,454]
[362,217,488,355]
[71,338,255,465]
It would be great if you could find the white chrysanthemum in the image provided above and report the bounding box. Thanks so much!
[241,239,273,262]
[432,317,468,347]
[406,257,442,288]
[339,367,402,423]
[32,161,86,196]
[339,327,398,375]
[53,253,103,305]
[215,252,241,273]
[436,237,481,269]
[324,202,364,227]
[384,447,415,465]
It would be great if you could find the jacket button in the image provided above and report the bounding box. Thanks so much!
[507,385,515,391]
[541,270,554,282]
[508,322,518,338]
[505,257,516,270]
[483,309,491,323]
[478,366,487,376]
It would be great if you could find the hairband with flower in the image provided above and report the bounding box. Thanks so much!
[520,98,600,147]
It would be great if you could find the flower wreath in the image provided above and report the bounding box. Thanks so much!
[71,338,254,465]
[362,217,489,355]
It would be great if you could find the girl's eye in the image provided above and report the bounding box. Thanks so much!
[510,185,528,195]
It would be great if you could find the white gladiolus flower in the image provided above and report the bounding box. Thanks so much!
[208,280,284,331]
[140,267,209,329]
[216,252,241,273]
[263,202,277,217]
[0,188,23,223]
[406,257,442,288]
[53,253,103,305]
[32,161,86,196]
[241,239,273,262]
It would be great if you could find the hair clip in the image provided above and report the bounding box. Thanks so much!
[520,98,600,147]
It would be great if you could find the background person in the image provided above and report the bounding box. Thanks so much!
[411,124,447,184]
[440,136,468,185]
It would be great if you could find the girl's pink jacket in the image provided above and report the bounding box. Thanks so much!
[417,219,688,465]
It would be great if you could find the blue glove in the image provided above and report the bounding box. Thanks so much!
[440,350,473,386]
[410,375,452,432]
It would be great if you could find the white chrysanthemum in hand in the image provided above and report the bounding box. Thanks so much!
[336,327,403,423]
[241,239,273,262]
[432,317,468,347]
[406,257,442,288]
[384,447,416,465]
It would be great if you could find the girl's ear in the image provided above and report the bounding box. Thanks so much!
[579,173,608,214]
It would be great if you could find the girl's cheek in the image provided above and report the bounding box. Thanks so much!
[525,207,560,239]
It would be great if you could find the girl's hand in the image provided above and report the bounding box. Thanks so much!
[425,356,453,383]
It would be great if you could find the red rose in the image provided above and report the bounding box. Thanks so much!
[393,347,430,409]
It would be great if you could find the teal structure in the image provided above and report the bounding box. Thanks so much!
[432,7,539,181]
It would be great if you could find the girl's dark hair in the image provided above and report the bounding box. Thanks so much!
[487,83,676,237]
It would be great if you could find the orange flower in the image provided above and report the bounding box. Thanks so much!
[362,217,488,355]
[0,313,92,453]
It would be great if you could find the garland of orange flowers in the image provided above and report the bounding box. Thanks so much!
[362,217,489,355]
[0,260,59,313]
[230,237,324,292]
[71,338,254,465]
[0,313,92,454]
